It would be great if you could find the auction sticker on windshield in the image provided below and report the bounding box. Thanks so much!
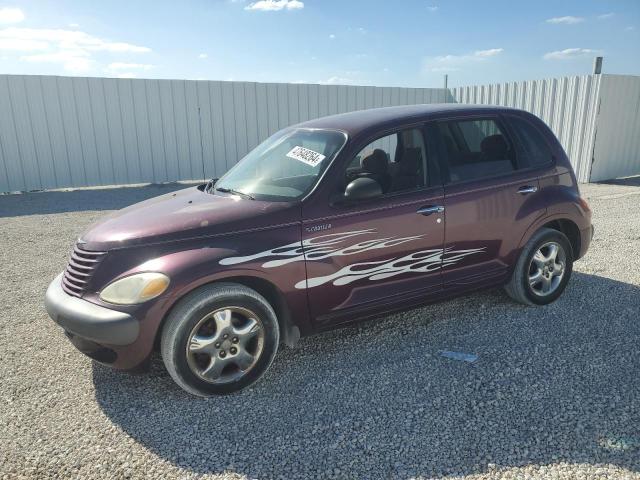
[286,146,326,167]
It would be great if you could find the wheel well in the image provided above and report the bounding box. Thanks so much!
[541,219,581,258]
[226,276,298,346]
[155,276,299,351]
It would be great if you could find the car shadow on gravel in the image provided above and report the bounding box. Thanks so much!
[93,272,640,479]
[598,175,640,187]
[0,182,198,217]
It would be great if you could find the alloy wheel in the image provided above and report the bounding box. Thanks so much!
[186,306,265,384]
[528,241,566,296]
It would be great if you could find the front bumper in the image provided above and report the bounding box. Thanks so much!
[45,273,139,347]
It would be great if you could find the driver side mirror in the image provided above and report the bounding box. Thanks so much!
[334,177,382,204]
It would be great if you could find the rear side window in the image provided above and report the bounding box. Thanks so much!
[437,118,516,183]
[508,116,554,168]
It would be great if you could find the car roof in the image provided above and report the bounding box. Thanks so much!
[296,103,520,137]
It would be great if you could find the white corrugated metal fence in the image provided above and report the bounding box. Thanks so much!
[0,75,447,193]
[0,73,639,192]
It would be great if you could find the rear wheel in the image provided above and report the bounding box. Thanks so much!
[505,228,573,306]
[161,283,279,396]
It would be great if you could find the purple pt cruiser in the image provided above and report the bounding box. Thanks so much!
[45,104,593,396]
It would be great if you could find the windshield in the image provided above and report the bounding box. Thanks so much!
[214,128,347,201]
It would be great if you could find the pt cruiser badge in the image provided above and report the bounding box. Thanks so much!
[45,104,593,396]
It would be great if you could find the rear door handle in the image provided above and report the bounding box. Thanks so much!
[517,185,538,194]
[417,205,445,216]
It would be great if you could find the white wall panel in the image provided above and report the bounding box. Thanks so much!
[22,76,56,189]
[101,79,127,185]
[6,76,41,191]
[87,77,116,186]
[0,76,25,191]
[590,75,640,182]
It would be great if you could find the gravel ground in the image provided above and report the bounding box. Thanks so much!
[1,181,639,480]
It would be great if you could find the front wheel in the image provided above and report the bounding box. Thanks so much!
[161,283,279,396]
[505,228,573,306]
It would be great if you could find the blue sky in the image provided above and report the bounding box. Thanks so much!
[0,0,638,87]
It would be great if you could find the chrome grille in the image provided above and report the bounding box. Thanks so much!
[61,244,107,297]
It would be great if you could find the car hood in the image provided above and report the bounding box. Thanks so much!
[80,186,298,251]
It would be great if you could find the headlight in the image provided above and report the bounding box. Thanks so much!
[99,272,170,305]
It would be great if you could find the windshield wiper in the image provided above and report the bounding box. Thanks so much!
[215,186,255,200]
[204,178,217,193]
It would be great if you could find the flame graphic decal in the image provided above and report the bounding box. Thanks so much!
[219,229,485,289]
[295,247,485,289]
[220,229,423,268]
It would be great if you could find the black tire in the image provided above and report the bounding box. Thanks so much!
[161,282,279,396]
[504,228,574,306]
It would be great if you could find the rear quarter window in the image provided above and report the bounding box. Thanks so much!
[507,116,554,168]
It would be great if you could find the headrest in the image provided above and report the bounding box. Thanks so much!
[480,134,508,160]
[360,149,388,175]
[399,148,421,174]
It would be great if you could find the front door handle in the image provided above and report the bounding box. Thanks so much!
[517,185,538,195]
[417,205,445,216]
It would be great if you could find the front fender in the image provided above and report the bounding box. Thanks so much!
[82,225,309,366]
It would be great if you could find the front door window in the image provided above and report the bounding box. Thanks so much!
[344,128,428,195]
